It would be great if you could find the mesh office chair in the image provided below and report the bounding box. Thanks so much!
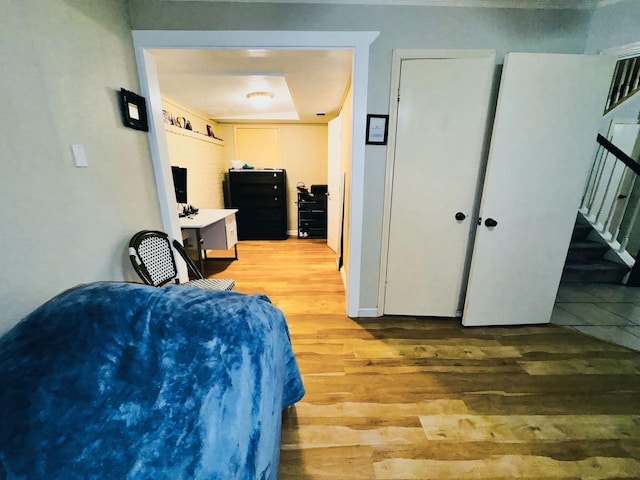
[128,230,235,291]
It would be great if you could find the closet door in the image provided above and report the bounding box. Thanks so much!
[462,53,616,326]
[383,52,496,317]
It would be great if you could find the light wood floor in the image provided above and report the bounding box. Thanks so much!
[205,239,640,480]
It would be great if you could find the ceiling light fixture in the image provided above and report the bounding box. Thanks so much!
[246,91,275,110]
[246,91,275,100]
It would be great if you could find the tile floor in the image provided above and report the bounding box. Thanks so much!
[553,283,640,352]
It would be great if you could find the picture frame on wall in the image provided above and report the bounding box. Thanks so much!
[365,114,389,145]
[119,88,149,132]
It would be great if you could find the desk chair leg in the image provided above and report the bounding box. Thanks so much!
[195,229,205,274]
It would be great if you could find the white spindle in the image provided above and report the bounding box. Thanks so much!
[618,192,640,254]
[585,145,607,215]
[606,61,622,110]
[632,61,640,91]
[614,60,631,105]
[595,157,620,233]
[613,171,637,245]
[582,145,602,210]
[603,164,628,236]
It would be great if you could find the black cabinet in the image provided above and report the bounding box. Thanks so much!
[297,192,327,239]
[228,169,288,240]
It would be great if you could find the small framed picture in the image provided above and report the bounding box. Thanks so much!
[365,114,389,145]
[119,88,149,131]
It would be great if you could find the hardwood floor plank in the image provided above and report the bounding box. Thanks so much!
[418,415,640,442]
[373,456,640,479]
[462,392,640,416]
[299,372,640,399]
[281,424,427,449]
[361,439,640,463]
[519,358,640,375]
[280,446,377,479]
[351,343,523,360]
[343,362,527,375]
[290,399,469,418]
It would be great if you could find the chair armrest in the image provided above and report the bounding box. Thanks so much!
[128,247,155,286]
[172,239,205,280]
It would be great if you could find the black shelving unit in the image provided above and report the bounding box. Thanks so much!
[297,192,327,239]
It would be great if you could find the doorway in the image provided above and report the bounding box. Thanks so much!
[132,30,379,317]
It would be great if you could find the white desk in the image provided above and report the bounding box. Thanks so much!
[179,209,238,273]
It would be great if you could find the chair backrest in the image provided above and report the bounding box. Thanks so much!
[128,230,179,287]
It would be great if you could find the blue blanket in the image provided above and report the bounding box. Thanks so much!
[0,282,304,479]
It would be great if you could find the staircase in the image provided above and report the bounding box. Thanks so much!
[561,213,631,284]
[561,59,640,286]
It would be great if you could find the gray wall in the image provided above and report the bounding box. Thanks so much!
[129,0,594,310]
[0,0,163,333]
[585,0,640,53]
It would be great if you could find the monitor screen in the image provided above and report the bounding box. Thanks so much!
[171,166,187,204]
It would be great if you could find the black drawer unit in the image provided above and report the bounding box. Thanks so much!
[228,169,288,240]
[297,192,327,239]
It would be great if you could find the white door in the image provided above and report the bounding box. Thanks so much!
[384,52,496,317]
[462,53,616,326]
[327,114,343,253]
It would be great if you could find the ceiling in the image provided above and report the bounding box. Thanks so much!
[153,49,354,124]
[151,0,619,8]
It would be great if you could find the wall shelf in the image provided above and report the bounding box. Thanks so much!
[165,124,224,146]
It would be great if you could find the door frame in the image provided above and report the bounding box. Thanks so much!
[132,30,378,318]
[378,49,497,316]
[327,113,343,254]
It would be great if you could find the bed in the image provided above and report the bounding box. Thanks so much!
[0,282,304,479]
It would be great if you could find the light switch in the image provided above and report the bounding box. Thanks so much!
[71,144,88,168]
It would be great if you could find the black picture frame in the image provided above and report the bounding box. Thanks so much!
[365,114,389,145]
[119,88,149,132]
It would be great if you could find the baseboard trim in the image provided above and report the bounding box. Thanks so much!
[357,308,380,318]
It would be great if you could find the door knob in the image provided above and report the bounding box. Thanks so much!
[485,218,498,227]
[455,212,466,221]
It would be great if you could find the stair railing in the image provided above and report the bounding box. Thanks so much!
[581,134,640,286]
[605,55,640,113]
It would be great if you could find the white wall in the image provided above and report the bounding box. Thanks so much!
[163,99,226,210]
[128,0,594,310]
[0,0,162,333]
[165,127,226,209]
